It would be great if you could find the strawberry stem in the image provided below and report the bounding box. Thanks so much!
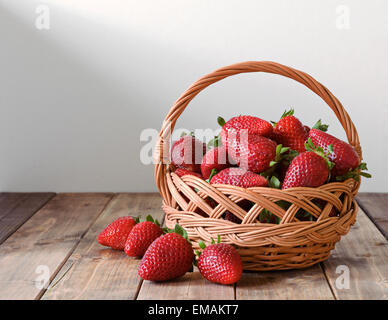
[335,162,372,182]
[206,168,219,183]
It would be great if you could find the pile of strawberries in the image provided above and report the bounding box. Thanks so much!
[171,109,370,222]
[97,216,243,284]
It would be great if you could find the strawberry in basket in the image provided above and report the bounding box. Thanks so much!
[282,138,334,189]
[308,129,370,181]
[210,167,268,188]
[271,109,309,153]
[201,145,232,179]
[171,133,207,173]
[219,115,273,150]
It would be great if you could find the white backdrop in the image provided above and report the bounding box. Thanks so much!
[1,0,387,192]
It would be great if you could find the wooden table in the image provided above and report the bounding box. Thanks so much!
[0,192,387,300]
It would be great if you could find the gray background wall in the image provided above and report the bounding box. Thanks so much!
[1,0,387,192]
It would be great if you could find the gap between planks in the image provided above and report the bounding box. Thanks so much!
[41,193,164,300]
[0,193,113,300]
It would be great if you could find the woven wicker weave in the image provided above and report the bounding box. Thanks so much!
[154,61,361,271]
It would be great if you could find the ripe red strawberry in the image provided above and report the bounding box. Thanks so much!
[220,115,273,150]
[210,168,268,188]
[308,129,361,178]
[272,109,308,153]
[97,216,137,250]
[174,168,203,178]
[124,216,163,257]
[201,146,231,179]
[171,134,207,173]
[197,239,243,285]
[228,134,277,173]
[138,225,194,281]
[282,139,332,189]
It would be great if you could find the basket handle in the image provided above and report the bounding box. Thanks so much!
[154,61,362,204]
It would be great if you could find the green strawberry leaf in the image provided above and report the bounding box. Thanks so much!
[269,176,281,189]
[281,108,294,119]
[146,215,154,223]
[217,234,221,244]
[198,240,206,249]
[312,119,329,132]
[174,224,187,238]
[360,172,372,178]
[280,147,290,154]
[276,144,283,155]
[269,161,278,167]
[217,116,226,127]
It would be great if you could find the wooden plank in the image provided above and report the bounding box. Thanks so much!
[0,193,112,300]
[357,193,388,240]
[321,208,388,299]
[137,267,235,300]
[42,193,163,300]
[0,193,55,244]
[236,264,334,300]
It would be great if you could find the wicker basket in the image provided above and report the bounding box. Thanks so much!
[154,61,361,271]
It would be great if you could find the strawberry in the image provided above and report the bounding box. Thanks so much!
[303,125,310,136]
[219,115,273,150]
[171,134,207,173]
[201,146,232,179]
[229,134,277,173]
[174,168,203,178]
[272,109,308,153]
[282,139,333,189]
[124,216,163,257]
[308,129,369,180]
[98,216,137,250]
[196,237,243,285]
[138,225,194,281]
[210,168,268,188]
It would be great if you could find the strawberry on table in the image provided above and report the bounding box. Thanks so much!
[308,129,370,180]
[138,225,194,282]
[210,167,268,188]
[197,237,243,285]
[171,134,207,173]
[97,216,137,250]
[281,138,333,189]
[124,215,163,257]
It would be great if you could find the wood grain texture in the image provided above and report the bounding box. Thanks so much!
[322,208,388,299]
[236,264,334,300]
[137,267,235,300]
[357,193,388,240]
[0,193,112,300]
[0,193,55,244]
[42,193,163,300]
